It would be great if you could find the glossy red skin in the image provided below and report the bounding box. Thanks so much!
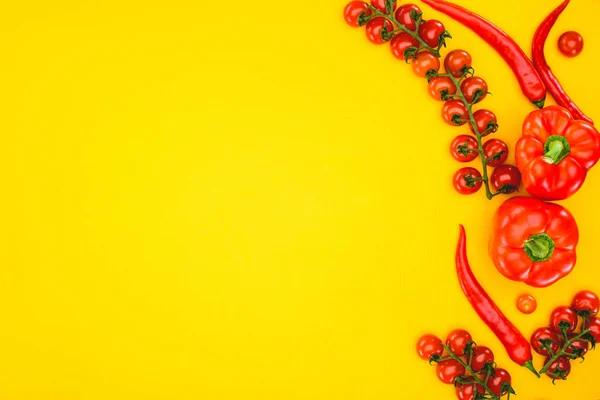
[530,327,561,356]
[429,76,456,101]
[461,76,487,103]
[483,139,508,167]
[544,355,571,380]
[436,359,466,384]
[489,197,579,288]
[457,226,535,368]
[565,334,589,357]
[343,1,370,27]
[469,109,497,136]
[490,165,521,193]
[418,20,446,48]
[411,51,440,77]
[442,100,468,126]
[444,50,472,78]
[371,0,395,13]
[470,346,494,373]
[558,31,583,57]
[516,293,537,314]
[455,377,485,400]
[550,306,578,334]
[486,368,512,396]
[394,4,421,31]
[453,168,482,195]
[533,2,592,122]
[366,18,394,45]
[585,316,600,341]
[421,0,546,107]
[390,33,419,61]
[446,329,472,357]
[572,290,600,316]
[516,106,600,200]
[450,135,478,162]
[416,334,444,361]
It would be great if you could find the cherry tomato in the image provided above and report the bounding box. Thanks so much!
[428,76,456,101]
[470,346,494,373]
[469,109,497,136]
[455,377,485,400]
[544,356,571,381]
[416,334,444,361]
[490,165,521,194]
[444,50,472,78]
[418,20,446,48]
[366,18,394,45]
[436,359,465,384]
[411,51,440,78]
[486,368,511,397]
[460,76,487,103]
[565,334,589,358]
[446,329,472,357]
[482,139,508,167]
[453,167,482,195]
[516,293,537,314]
[572,290,600,316]
[585,316,600,341]
[390,33,419,61]
[442,100,468,126]
[550,306,578,334]
[343,1,370,27]
[558,31,584,57]
[530,327,561,356]
[450,135,478,163]
[371,0,395,13]
[394,4,421,31]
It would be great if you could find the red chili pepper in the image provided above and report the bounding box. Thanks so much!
[532,0,593,124]
[456,225,539,377]
[421,0,546,108]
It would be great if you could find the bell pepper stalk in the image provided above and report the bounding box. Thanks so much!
[489,197,579,288]
[515,106,600,200]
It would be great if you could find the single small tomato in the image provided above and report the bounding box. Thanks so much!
[450,135,478,163]
[343,1,370,27]
[418,20,446,48]
[490,165,521,194]
[585,316,600,341]
[436,359,466,384]
[558,31,584,57]
[544,356,571,381]
[390,33,419,61]
[455,377,485,400]
[516,293,537,314]
[444,50,472,78]
[411,51,440,78]
[416,334,444,361]
[446,329,472,357]
[572,290,600,317]
[442,100,468,126]
[371,0,395,13]
[530,327,561,356]
[365,18,394,45]
[453,167,482,195]
[428,76,456,101]
[469,109,498,136]
[483,139,508,167]
[565,334,589,358]
[394,4,421,31]
[460,76,487,103]
[470,346,494,373]
[486,368,511,397]
[550,306,578,334]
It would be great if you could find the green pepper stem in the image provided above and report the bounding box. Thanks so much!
[523,233,556,262]
[543,140,565,164]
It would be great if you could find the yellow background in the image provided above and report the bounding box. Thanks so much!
[1,0,600,398]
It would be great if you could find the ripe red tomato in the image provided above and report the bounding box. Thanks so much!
[572,290,600,316]
[446,329,472,357]
[411,51,440,78]
[490,165,521,194]
[469,109,497,136]
[558,31,584,57]
[530,327,561,356]
[418,20,446,48]
[455,377,484,400]
[544,356,571,381]
[453,167,482,195]
[390,33,419,61]
[550,306,578,334]
[343,1,370,27]
[371,0,395,13]
[565,334,589,358]
[444,50,472,78]
[394,4,421,31]
[436,359,465,384]
[486,368,511,397]
[585,316,600,341]
[470,346,494,373]
[442,100,468,126]
[450,135,478,163]
[366,18,394,45]
[482,139,508,167]
[460,76,487,103]
[428,76,456,101]
[516,293,537,314]
[416,334,444,361]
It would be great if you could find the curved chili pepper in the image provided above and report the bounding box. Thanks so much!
[421,0,546,108]
[532,0,593,124]
[456,225,539,377]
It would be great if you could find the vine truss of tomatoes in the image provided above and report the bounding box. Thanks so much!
[343,0,521,199]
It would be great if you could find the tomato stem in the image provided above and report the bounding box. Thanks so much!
[539,328,591,374]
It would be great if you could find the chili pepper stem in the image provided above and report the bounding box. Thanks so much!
[539,328,591,374]
[522,359,541,378]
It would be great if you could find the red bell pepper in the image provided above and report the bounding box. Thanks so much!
[489,197,579,288]
[515,106,600,200]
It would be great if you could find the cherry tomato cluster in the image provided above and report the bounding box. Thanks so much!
[417,329,516,399]
[530,290,600,383]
